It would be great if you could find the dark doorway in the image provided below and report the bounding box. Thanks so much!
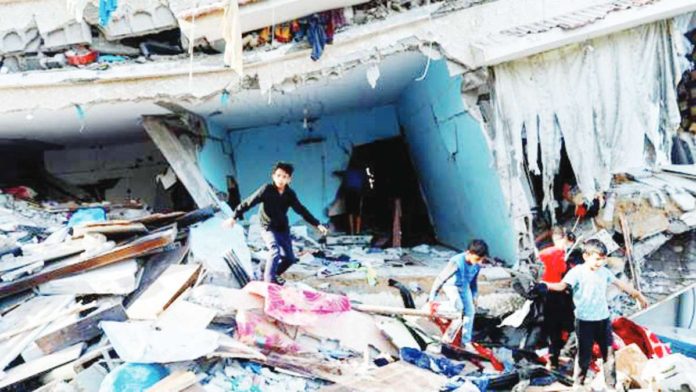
[332,137,435,247]
[524,138,578,229]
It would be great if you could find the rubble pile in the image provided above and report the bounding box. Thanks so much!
[0,186,562,392]
[543,165,696,312]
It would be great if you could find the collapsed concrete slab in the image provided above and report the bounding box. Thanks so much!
[81,0,178,40]
[0,0,91,55]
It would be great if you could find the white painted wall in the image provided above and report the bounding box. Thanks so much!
[43,141,168,206]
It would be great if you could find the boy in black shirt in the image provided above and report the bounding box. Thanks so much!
[224,162,328,284]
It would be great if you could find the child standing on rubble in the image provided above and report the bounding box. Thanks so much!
[537,227,575,370]
[428,239,489,348]
[223,162,328,284]
[542,239,648,389]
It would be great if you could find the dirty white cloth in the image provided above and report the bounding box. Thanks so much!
[222,0,243,75]
[491,17,691,212]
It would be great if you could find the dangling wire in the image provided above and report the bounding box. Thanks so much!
[188,6,197,92]
[415,0,433,82]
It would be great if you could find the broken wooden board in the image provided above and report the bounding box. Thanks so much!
[145,370,197,392]
[320,361,447,391]
[38,259,140,295]
[0,344,84,389]
[126,263,201,320]
[35,301,127,356]
[0,227,176,299]
[133,212,186,226]
[124,242,188,307]
[0,295,75,372]
[72,222,148,238]
[101,321,219,363]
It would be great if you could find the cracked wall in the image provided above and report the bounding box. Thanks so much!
[397,59,516,262]
[224,105,400,223]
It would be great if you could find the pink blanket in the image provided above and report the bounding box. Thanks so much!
[244,282,351,326]
[235,310,301,353]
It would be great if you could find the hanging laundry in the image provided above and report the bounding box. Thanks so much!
[222,0,244,76]
[274,23,292,43]
[99,0,118,26]
[321,11,336,44]
[307,14,327,61]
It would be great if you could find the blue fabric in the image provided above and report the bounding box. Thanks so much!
[459,281,475,344]
[400,347,466,378]
[562,265,617,321]
[68,207,107,228]
[260,229,296,283]
[307,14,327,61]
[100,363,168,392]
[99,0,118,26]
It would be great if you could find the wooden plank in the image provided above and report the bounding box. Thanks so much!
[35,302,127,355]
[0,344,84,389]
[0,302,96,342]
[73,223,148,238]
[132,212,186,226]
[126,263,202,320]
[0,227,176,299]
[0,295,75,372]
[124,243,189,307]
[145,370,197,392]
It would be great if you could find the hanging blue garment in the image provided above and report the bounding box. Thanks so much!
[99,0,118,26]
[307,14,327,61]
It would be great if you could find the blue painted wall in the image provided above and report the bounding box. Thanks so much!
[199,121,235,195]
[225,105,400,224]
[397,60,516,262]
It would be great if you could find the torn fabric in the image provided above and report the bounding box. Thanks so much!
[491,18,688,210]
[222,0,243,76]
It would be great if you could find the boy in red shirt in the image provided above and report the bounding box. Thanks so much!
[538,227,575,369]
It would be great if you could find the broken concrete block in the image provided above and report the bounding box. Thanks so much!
[0,26,41,55]
[616,343,648,388]
[82,0,177,40]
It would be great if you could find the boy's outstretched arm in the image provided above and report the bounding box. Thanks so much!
[290,193,328,235]
[613,279,649,309]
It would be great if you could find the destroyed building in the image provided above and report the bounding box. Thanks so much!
[2,0,696,391]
